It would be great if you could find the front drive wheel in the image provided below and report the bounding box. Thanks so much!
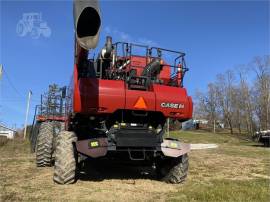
[157,154,189,184]
[53,131,77,184]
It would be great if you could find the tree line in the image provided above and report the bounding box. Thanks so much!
[194,55,270,135]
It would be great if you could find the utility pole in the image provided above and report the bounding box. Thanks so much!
[24,90,32,139]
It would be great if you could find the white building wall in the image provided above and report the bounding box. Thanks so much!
[0,131,15,139]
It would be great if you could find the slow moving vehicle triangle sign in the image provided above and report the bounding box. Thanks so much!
[134,96,147,109]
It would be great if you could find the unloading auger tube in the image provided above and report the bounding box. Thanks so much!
[74,0,101,65]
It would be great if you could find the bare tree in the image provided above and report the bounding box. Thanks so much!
[235,67,255,135]
[195,84,219,132]
[193,90,208,119]
[207,83,219,133]
[194,55,269,136]
[231,86,242,134]
[252,56,270,130]
[215,70,235,134]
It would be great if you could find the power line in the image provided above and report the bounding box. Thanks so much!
[1,99,40,103]
[2,67,25,98]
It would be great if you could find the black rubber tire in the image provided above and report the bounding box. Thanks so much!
[157,154,189,184]
[60,122,65,131]
[30,122,41,153]
[52,121,65,152]
[53,122,65,134]
[53,131,77,184]
[36,122,54,167]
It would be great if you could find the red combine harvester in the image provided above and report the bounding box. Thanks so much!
[36,0,193,184]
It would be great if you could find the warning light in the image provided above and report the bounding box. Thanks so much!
[134,97,147,109]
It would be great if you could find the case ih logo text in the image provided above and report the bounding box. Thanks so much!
[160,102,184,109]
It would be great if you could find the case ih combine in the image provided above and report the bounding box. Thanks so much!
[35,0,193,184]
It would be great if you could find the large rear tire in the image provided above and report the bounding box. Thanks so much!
[157,154,189,184]
[53,131,77,184]
[36,122,54,167]
[52,122,65,151]
[30,122,41,153]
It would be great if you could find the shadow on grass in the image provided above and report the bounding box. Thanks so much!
[77,159,157,182]
[250,144,270,148]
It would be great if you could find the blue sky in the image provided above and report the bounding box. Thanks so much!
[0,0,269,128]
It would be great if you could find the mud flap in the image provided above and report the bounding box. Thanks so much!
[76,138,108,158]
[161,139,190,157]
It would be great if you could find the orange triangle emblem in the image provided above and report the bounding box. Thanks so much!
[134,97,147,109]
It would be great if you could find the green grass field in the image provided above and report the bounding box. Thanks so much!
[0,131,269,201]
[168,131,270,201]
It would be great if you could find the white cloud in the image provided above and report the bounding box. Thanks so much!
[104,26,158,47]
[104,26,111,34]
[138,38,157,47]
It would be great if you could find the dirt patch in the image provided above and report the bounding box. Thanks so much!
[190,143,218,150]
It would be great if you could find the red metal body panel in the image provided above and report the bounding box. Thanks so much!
[72,57,192,120]
[129,56,147,76]
[74,79,125,114]
[36,115,66,122]
[127,56,171,82]
[158,65,171,85]
[153,84,192,119]
[73,64,82,112]
[73,77,192,120]
[98,80,125,113]
[125,89,155,111]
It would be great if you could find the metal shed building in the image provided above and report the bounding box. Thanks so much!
[0,123,16,139]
